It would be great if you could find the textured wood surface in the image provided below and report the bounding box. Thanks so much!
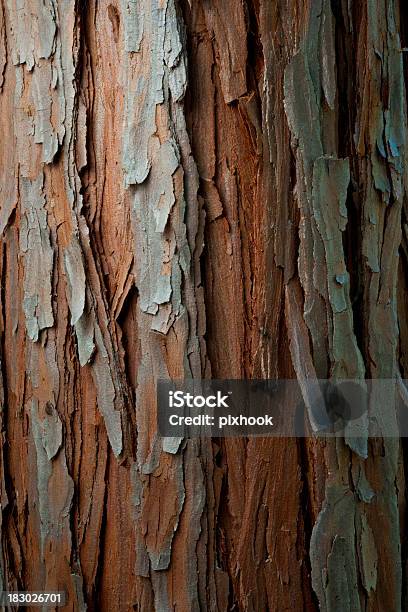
[0,1,407,610]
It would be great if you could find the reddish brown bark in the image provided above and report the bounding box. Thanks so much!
[1,1,408,611]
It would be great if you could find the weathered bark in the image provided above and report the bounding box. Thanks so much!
[0,0,408,610]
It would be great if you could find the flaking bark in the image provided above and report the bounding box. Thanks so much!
[0,1,408,611]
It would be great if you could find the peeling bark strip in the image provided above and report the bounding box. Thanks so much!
[122,2,209,606]
[7,0,64,165]
[1,0,408,610]
[284,1,406,610]
[20,173,54,341]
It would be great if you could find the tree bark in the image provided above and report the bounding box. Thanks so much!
[0,0,407,610]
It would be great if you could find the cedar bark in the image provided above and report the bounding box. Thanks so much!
[0,1,407,611]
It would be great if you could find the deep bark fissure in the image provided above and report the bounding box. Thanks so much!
[0,0,407,609]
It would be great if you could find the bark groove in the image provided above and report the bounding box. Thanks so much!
[0,1,408,611]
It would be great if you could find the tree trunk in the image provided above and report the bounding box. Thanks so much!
[0,0,407,610]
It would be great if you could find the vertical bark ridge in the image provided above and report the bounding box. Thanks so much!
[0,0,407,610]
